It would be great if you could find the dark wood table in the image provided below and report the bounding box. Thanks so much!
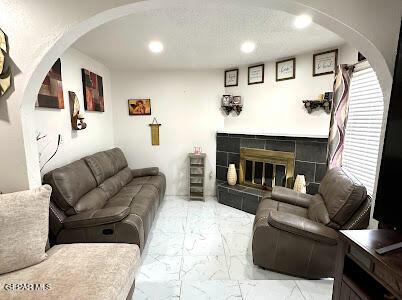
[333,229,402,300]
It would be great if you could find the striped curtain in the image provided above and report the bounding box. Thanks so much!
[327,64,354,169]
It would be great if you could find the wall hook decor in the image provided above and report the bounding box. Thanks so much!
[149,117,161,145]
[69,91,87,130]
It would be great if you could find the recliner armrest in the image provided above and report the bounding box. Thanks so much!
[132,167,159,178]
[63,206,130,229]
[267,211,338,245]
[271,186,313,208]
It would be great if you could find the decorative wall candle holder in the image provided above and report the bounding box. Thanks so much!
[302,99,332,114]
[69,91,87,130]
[221,95,242,115]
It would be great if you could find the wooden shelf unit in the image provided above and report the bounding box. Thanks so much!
[189,153,206,201]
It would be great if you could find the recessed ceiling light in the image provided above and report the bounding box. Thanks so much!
[294,15,312,29]
[148,41,164,53]
[241,41,256,53]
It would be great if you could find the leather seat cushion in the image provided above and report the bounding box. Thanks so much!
[105,184,159,242]
[0,243,140,300]
[255,198,308,224]
[128,175,165,197]
[105,148,128,173]
[319,167,367,226]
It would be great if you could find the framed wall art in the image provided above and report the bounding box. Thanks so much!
[82,68,104,112]
[128,99,151,116]
[248,64,264,85]
[36,58,64,109]
[313,49,338,76]
[276,58,295,81]
[224,69,239,87]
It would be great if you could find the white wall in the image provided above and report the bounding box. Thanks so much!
[34,48,114,175]
[223,44,358,137]
[111,69,224,196]
[0,0,400,193]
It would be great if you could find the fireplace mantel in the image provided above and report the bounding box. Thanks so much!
[217,129,328,139]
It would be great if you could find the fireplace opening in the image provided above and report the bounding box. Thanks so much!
[240,148,295,190]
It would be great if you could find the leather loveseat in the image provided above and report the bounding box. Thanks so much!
[252,167,371,279]
[43,148,165,251]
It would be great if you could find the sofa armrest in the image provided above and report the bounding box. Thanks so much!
[267,211,339,245]
[132,167,159,178]
[271,186,313,208]
[63,206,130,229]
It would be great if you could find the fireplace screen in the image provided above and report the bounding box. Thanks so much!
[240,148,295,190]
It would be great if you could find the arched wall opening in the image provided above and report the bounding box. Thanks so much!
[20,0,392,208]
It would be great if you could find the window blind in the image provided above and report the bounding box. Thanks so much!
[342,62,384,196]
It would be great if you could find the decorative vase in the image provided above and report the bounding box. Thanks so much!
[227,164,237,186]
[293,175,306,193]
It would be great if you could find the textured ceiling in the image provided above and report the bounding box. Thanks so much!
[73,5,344,70]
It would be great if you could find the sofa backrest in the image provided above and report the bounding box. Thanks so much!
[43,160,98,215]
[318,167,367,227]
[44,148,132,216]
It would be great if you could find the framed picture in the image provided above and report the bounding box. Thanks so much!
[36,58,65,109]
[276,58,295,81]
[128,99,151,116]
[248,64,264,85]
[313,49,338,77]
[224,69,238,87]
[82,68,104,112]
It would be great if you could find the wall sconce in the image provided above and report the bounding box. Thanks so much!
[69,91,87,130]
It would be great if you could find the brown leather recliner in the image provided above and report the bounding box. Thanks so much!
[43,148,166,251]
[252,167,371,279]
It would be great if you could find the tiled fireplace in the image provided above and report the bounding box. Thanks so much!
[216,132,328,214]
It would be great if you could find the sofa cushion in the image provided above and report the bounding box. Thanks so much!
[43,160,97,214]
[128,174,165,197]
[105,148,128,174]
[73,187,108,214]
[84,151,116,185]
[0,243,140,300]
[319,167,367,227]
[0,185,51,275]
[307,194,330,225]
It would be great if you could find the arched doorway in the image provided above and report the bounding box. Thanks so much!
[19,0,391,189]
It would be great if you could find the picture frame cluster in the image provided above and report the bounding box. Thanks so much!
[224,48,338,86]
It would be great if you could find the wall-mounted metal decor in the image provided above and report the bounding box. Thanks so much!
[221,95,242,115]
[69,91,87,130]
[0,28,11,97]
[303,92,333,114]
[149,117,161,146]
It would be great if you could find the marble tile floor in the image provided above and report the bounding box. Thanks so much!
[134,196,333,299]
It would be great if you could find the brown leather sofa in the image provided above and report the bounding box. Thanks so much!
[43,148,165,251]
[252,167,371,279]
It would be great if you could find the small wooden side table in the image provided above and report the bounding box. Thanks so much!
[333,229,402,300]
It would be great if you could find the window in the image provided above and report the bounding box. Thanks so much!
[342,62,384,196]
